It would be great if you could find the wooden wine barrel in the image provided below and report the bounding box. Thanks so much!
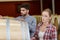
[0,18,30,40]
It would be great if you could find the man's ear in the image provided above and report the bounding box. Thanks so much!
[27,10,29,13]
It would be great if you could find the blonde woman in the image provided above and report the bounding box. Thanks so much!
[31,8,57,40]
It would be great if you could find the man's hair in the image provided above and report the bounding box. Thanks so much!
[20,3,30,10]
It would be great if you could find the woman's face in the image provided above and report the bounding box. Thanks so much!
[42,11,51,23]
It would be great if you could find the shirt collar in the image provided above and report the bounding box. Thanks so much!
[21,14,30,19]
[46,23,52,28]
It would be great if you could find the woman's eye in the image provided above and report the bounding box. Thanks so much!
[42,15,47,17]
[45,15,47,17]
[22,10,25,11]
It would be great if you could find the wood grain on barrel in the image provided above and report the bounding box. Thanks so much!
[0,19,30,40]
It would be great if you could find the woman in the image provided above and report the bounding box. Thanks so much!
[31,8,57,40]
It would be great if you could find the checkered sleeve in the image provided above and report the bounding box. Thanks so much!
[50,26,57,40]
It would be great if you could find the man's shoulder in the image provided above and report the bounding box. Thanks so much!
[16,16,22,18]
[17,16,22,17]
[29,16,36,19]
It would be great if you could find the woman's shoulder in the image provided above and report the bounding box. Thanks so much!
[48,24,57,31]
[52,25,57,30]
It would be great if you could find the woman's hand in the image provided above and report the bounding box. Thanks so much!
[31,37,36,40]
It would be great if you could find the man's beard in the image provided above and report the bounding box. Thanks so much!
[21,13,27,17]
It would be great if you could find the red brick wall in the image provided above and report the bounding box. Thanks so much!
[0,1,40,17]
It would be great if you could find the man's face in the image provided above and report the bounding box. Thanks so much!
[20,8,29,16]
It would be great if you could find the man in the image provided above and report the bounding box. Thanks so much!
[16,3,36,38]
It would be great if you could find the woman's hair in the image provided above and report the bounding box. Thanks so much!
[42,8,52,17]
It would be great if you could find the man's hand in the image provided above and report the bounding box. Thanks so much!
[19,18,25,21]
[0,15,3,19]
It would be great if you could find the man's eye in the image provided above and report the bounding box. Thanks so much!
[20,10,25,11]
[22,10,25,11]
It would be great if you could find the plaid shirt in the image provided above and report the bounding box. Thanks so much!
[32,23,57,40]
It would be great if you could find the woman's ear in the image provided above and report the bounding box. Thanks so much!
[49,16,52,20]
